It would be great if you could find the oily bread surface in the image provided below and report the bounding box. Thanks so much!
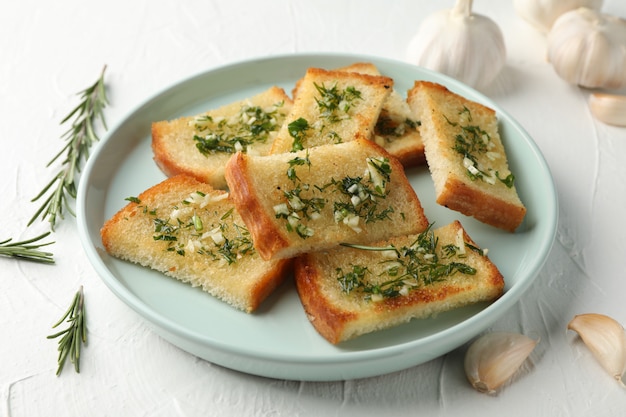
[225,137,429,261]
[152,86,292,189]
[100,174,292,313]
[407,81,526,232]
[294,220,505,344]
[270,68,393,154]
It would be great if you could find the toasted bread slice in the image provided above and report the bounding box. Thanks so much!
[100,175,292,313]
[152,86,292,189]
[295,220,504,344]
[297,62,426,167]
[225,137,429,261]
[407,81,526,232]
[269,68,393,154]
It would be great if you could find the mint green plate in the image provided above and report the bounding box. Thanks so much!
[77,53,557,381]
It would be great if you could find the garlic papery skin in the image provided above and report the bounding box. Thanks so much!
[464,332,538,394]
[405,0,505,91]
[547,8,626,90]
[589,93,626,127]
[514,0,603,33]
[567,313,626,386]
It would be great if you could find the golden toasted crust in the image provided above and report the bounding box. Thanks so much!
[294,221,505,344]
[335,62,381,75]
[291,62,381,98]
[152,86,292,189]
[225,137,429,261]
[407,81,526,232]
[295,260,358,344]
[223,152,291,260]
[100,174,292,313]
[437,176,526,233]
[270,68,393,154]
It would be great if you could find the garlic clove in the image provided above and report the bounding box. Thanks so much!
[547,8,626,90]
[588,93,626,127]
[464,332,538,394]
[567,313,626,385]
[514,0,604,33]
[406,0,506,91]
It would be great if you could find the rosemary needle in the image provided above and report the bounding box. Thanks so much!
[0,232,55,264]
[47,285,87,375]
[29,66,109,230]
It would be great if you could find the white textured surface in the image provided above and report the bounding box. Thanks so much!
[1,1,625,415]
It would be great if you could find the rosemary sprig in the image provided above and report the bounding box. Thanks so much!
[0,232,55,264]
[29,66,109,230]
[47,286,87,375]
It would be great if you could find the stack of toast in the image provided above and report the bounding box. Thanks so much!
[101,62,524,344]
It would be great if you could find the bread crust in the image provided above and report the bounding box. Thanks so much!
[224,152,291,260]
[295,258,358,344]
[248,255,294,311]
[438,176,526,232]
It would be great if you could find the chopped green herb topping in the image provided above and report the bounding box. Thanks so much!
[286,83,365,152]
[337,225,478,301]
[314,82,362,123]
[286,152,311,182]
[496,171,515,188]
[210,222,255,264]
[288,117,310,152]
[134,193,255,263]
[274,155,394,239]
[446,106,515,188]
[193,101,285,155]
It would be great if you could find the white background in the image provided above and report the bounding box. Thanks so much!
[1,1,626,416]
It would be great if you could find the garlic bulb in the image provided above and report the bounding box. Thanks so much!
[547,8,626,90]
[588,93,626,127]
[568,313,626,385]
[514,0,603,33]
[406,0,505,90]
[464,332,538,394]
